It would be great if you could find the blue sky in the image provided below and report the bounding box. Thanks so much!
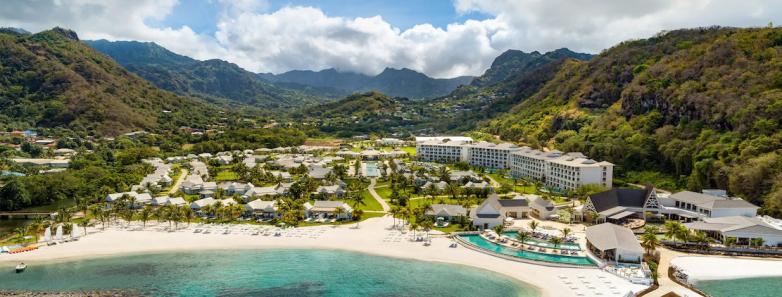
[148,0,491,36]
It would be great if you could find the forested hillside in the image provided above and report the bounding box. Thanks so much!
[0,28,217,136]
[484,27,782,215]
[86,40,332,108]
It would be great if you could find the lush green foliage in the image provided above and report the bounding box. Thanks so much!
[484,27,782,215]
[0,28,218,136]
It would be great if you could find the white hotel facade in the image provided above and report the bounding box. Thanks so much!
[416,138,613,192]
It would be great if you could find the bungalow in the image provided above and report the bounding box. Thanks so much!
[245,199,277,218]
[243,186,279,199]
[586,223,644,264]
[685,216,782,247]
[105,191,151,208]
[462,181,491,190]
[335,150,361,159]
[470,194,530,229]
[304,201,353,220]
[269,171,292,182]
[168,197,187,206]
[422,181,448,191]
[426,204,467,221]
[313,185,345,198]
[659,191,759,220]
[218,182,254,196]
[308,165,332,179]
[151,196,171,206]
[190,197,217,210]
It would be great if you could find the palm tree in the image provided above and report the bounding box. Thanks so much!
[334,206,346,220]
[549,236,563,249]
[692,231,712,249]
[751,237,765,248]
[664,220,683,243]
[437,166,451,183]
[14,226,29,242]
[420,219,434,240]
[528,220,539,233]
[516,231,531,248]
[724,236,737,247]
[389,206,401,227]
[561,227,572,240]
[493,224,505,234]
[641,228,660,255]
[139,206,153,229]
[181,207,195,227]
[351,208,364,227]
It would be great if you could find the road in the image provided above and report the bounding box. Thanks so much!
[167,168,188,195]
[367,178,390,212]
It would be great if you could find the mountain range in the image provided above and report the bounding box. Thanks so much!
[261,68,473,99]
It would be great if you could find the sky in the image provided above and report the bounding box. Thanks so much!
[1,0,781,78]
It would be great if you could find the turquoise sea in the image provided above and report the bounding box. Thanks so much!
[0,249,539,297]
[696,277,782,297]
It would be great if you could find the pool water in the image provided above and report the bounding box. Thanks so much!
[363,162,379,177]
[696,277,782,297]
[502,231,582,250]
[460,234,595,266]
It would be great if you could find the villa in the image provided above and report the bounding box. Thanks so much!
[218,182,254,196]
[304,201,353,220]
[422,180,448,191]
[245,199,277,218]
[470,194,529,229]
[308,165,333,179]
[462,181,491,190]
[426,204,467,221]
[376,138,403,146]
[586,223,644,264]
[190,197,217,210]
[105,191,152,208]
[684,216,782,247]
[151,196,187,207]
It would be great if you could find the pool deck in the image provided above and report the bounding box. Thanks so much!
[455,233,597,269]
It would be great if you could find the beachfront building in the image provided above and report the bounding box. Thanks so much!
[470,194,530,229]
[585,223,644,264]
[416,139,469,163]
[684,216,782,247]
[659,191,759,221]
[464,141,521,169]
[105,191,152,208]
[190,197,217,210]
[527,195,556,219]
[583,186,660,224]
[425,204,467,221]
[245,200,278,219]
[304,201,353,220]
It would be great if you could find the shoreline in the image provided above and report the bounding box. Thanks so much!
[1,217,647,297]
[671,256,782,282]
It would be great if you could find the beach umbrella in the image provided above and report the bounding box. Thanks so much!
[71,223,80,238]
[43,227,52,243]
[55,225,63,241]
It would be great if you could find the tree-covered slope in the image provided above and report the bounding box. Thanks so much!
[484,27,782,215]
[0,28,217,136]
[471,48,593,87]
[85,40,331,108]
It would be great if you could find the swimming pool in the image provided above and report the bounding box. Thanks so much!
[459,234,596,266]
[363,162,379,177]
[502,231,582,251]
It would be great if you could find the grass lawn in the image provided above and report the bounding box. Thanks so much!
[359,190,384,211]
[407,197,467,208]
[374,187,393,200]
[487,173,537,194]
[182,143,194,150]
[401,146,416,156]
[215,171,239,181]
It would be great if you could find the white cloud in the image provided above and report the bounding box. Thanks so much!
[1,0,781,78]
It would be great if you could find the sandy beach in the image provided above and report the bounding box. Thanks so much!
[1,216,647,297]
[671,256,782,282]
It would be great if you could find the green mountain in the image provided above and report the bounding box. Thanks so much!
[471,48,593,87]
[85,40,332,108]
[262,67,473,100]
[0,28,218,136]
[483,27,782,215]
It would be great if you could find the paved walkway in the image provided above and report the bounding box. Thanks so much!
[368,178,391,212]
[167,168,188,195]
[644,248,701,297]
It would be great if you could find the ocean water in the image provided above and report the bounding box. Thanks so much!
[0,249,539,297]
[696,277,782,297]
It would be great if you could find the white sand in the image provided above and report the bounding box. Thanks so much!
[671,256,782,282]
[1,217,647,297]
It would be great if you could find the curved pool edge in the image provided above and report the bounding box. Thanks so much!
[454,233,598,269]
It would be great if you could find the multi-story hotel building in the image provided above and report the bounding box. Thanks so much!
[544,152,613,192]
[509,147,561,180]
[416,139,470,163]
[464,141,521,169]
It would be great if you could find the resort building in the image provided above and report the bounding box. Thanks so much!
[583,186,660,223]
[526,195,556,220]
[245,200,278,218]
[470,194,529,229]
[684,216,782,247]
[376,138,404,146]
[659,191,759,220]
[415,136,473,144]
[544,153,613,192]
[105,191,152,208]
[313,185,345,198]
[190,197,217,210]
[509,147,560,181]
[585,223,644,264]
[425,204,467,221]
[464,142,521,169]
[304,201,353,220]
[416,139,468,163]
